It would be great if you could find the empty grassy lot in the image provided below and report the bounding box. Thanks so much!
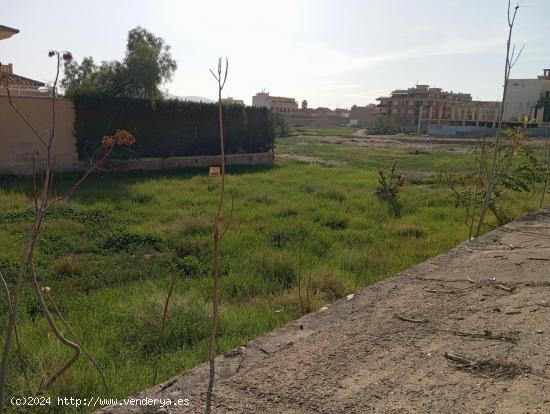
[0,135,545,412]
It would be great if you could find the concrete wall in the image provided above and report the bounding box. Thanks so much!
[0,95,79,174]
[503,79,541,122]
[429,124,550,138]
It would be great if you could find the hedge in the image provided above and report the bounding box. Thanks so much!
[73,94,274,160]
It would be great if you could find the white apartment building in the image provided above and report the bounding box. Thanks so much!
[252,91,298,113]
[503,69,550,123]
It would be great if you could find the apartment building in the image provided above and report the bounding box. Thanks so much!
[252,91,298,113]
[451,100,501,126]
[376,84,471,130]
[503,69,550,124]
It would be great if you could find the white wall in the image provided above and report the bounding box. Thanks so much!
[503,79,540,122]
[252,93,271,109]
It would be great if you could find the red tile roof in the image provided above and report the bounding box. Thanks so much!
[0,25,19,34]
[1,73,44,87]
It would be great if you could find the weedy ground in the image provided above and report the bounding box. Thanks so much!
[0,134,545,413]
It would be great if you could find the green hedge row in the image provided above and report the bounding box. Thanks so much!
[73,94,274,159]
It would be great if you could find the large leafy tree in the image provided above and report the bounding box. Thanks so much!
[62,26,177,101]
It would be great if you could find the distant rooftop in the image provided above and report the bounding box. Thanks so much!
[0,25,19,40]
[1,64,45,87]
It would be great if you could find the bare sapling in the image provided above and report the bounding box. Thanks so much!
[205,57,230,414]
[476,0,523,236]
[540,127,550,208]
[0,51,134,411]
[152,269,179,385]
[375,159,405,217]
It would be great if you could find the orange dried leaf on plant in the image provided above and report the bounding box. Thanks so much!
[101,136,114,149]
[114,129,136,146]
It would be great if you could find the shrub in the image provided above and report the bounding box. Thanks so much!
[131,193,155,204]
[179,215,212,236]
[100,230,162,251]
[50,255,86,276]
[249,194,272,205]
[366,116,400,135]
[174,236,210,259]
[375,159,405,217]
[323,217,348,230]
[310,236,331,258]
[251,252,297,289]
[317,190,346,202]
[172,256,204,278]
[123,295,209,356]
[276,207,298,218]
[39,233,74,257]
[221,272,266,301]
[310,273,349,302]
[390,223,426,239]
[302,184,316,194]
[268,225,309,248]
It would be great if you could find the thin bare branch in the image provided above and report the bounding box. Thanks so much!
[44,289,108,392]
[28,263,80,391]
[219,196,235,241]
[209,69,219,82]
[50,146,114,206]
[32,152,39,212]
[0,270,32,394]
[221,57,229,90]
[510,44,525,69]
[153,272,178,385]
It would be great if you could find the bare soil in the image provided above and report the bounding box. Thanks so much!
[99,210,550,414]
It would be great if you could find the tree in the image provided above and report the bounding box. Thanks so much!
[476,1,524,236]
[366,116,400,135]
[62,26,177,101]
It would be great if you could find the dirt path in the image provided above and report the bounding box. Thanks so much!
[99,210,550,414]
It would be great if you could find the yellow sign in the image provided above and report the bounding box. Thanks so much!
[209,166,221,177]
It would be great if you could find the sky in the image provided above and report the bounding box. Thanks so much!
[2,0,549,108]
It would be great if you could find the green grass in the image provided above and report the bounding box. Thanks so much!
[0,137,545,413]
[289,126,358,137]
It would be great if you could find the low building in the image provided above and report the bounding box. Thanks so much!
[450,100,501,127]
[377,84,471,131]
[252,91,298,113]
[1,24,77,173]
[1,63,46,96]
[285,107,349,128]
[349,104,378,127]
[221,96,245,105]
[503,69,550,124]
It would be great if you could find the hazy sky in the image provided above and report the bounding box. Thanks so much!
[2,0,549,108]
